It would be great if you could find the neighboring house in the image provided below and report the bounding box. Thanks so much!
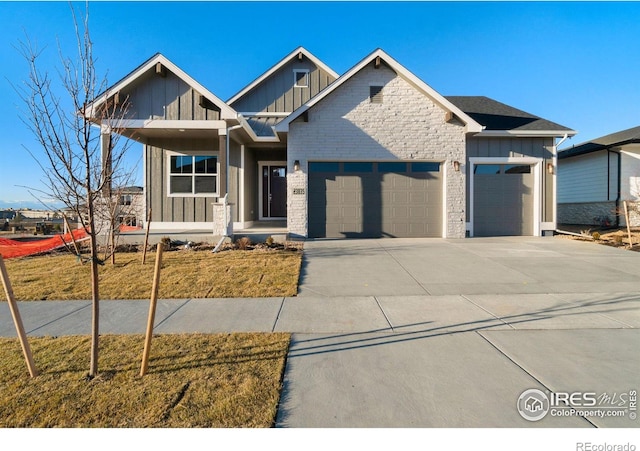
[86,47,575,239]
[558,126,640,227]
[94,186,145,235]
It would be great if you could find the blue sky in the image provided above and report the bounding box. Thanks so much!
[1,1,639,206]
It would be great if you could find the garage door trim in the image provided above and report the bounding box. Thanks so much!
[468,157,542,237]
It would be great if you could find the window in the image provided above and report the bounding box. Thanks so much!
[294,69,309,88]
[344,162,374,173]
[411,162,440,172]
[309,162,340,172]
[119,194,132,206]
[370,85,383,103]
[169,153,218,196]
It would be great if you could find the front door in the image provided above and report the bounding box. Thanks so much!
[261,164,287,218]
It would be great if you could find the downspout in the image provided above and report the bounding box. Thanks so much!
[615,149,622,228]
[552,134,569,234]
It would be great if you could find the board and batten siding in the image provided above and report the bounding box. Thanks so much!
[557,152,612,203]
[620,148,640,200]
[230,58,336,113]
[121,70,220,121]
[145,138,220,223]
[466,136,555,222]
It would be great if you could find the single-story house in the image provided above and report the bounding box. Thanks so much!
[558,125,640,227]
[87,47,575,239]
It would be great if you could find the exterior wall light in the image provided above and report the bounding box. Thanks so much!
[453,160,460,172]
[547,162,554,174]
[293,160,300,172]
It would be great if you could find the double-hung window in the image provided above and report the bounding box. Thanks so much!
[168,153,218,196]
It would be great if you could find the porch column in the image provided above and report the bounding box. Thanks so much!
[100,126,112,197]
[218,131,227,198]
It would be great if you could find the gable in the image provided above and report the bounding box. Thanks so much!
[121,69,221,121]
[228,48,338,114]
[277,49,483,134]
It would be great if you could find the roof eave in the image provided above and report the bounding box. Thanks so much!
[476,129,578,138]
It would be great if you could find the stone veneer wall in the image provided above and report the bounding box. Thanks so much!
[557,201,619,226]
[287,63,467,238]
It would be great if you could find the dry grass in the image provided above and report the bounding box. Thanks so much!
[0,333,290,427]
[2,247,302,300]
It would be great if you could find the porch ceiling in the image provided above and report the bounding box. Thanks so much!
[110,119,227,141]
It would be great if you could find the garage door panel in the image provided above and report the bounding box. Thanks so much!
[474,167,533,237]
[309,161,443,238]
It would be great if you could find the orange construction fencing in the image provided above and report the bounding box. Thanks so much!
[0,229,89,259]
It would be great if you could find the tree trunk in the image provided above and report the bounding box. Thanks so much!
[87,195,100,378]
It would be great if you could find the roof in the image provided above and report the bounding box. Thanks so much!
[446,96,575,135]
[86,53,238,121]
[227,47,340,106]
[244,117,280,137]
[558,125,640,159]
[275,48,484,134]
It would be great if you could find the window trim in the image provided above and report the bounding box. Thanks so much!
[293,69,310,88]
[166,151,219,198]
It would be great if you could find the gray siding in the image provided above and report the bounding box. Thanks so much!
[145,137,220,223]
[121,70,220,121]
[466,137,555,223]
[230,58,337,113]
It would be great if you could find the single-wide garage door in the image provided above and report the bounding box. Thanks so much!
[474,164,533,236]
[308,161,443,238]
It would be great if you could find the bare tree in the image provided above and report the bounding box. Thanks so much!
[16,5,133,377]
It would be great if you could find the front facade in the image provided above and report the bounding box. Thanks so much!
[89,48,575,239]
[558,126,640,227]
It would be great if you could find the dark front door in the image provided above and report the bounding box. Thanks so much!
[262,165,287,218]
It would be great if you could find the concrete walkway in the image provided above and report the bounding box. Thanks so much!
[1,237,639,427]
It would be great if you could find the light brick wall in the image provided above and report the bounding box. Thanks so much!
[287,63,467,238]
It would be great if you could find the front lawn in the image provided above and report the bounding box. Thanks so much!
[0,333,289,427]
[2,245,302,300]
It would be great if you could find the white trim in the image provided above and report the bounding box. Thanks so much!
[166,151,220,198]
[258,161,287,220]
[293,69,310,88]
[442,160,448,238]
[275,48,484,134]
[239,112,292,117]
[103,119,227,131]
[142,143,148,228]
[227,47,339,105]
[468,157,542,237]
[148,221,214,231]
[87,54,237,120]
[476,130,577,138]
[239,145,246,225]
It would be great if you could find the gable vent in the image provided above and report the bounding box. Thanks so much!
[370,85,383,104]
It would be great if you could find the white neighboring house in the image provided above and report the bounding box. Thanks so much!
[558,125,640,227]
[94,186,145,237]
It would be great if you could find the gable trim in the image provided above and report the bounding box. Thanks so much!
[275,49,484,134]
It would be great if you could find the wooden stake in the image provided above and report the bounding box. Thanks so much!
[142,208,152,265]
[140,242,163,376]
[62,213,81,260]
[0,255,38,377]
[624,201,633,248]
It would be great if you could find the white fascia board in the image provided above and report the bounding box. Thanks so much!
[276,49,484,133]
[476,130,578,138]
[87,54,238,121]
[227,47,340,105]
[104,119,228,130]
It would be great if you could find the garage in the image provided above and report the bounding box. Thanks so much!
[308,161,443,238]
[473,163,534,236]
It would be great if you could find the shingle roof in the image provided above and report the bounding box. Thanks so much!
[558,125,640,159]
[445,96,574,133]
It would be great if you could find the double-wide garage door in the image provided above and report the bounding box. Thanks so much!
[308,161,443,238]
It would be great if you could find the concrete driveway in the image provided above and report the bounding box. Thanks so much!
[277,236,640,428]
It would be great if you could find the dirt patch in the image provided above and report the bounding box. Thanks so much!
[556,226,640,252]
